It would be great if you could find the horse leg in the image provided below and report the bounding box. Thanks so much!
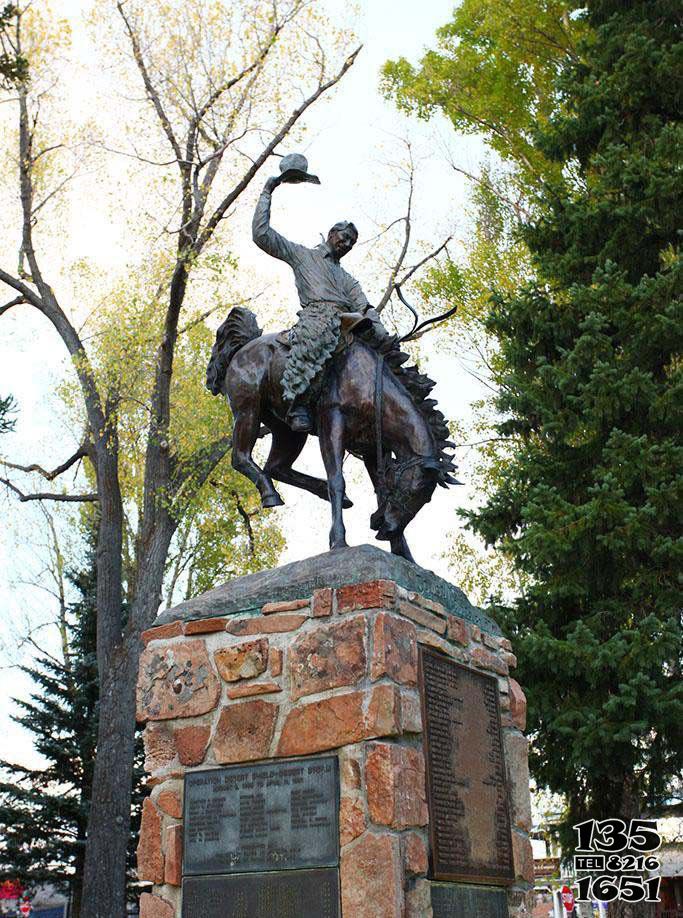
[389,531,415,563]
[231,409,283,508]
[319,407,348,550]
[263,416,353,508]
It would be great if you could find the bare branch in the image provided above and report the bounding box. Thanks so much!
[0,476,98,502]
[0,294,26,315]
[115,1,183,164]
[1,443,91,481]
[397,235,452,288]
[376,144,415,313]
[232,489,255,553]
[197,45,362,252]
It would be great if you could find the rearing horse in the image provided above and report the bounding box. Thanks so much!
[207,307,457,562]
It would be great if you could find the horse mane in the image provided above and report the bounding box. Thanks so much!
[206,307,262,395]
[358,326,459,489]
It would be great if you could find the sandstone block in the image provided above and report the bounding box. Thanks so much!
[144,723,176,772]
[446,615,469,647]
[365,684,401,739]
[505,731,532,832]
[470,624,482,642]
[137,640,220,721]
[277,692,365,756]
[508,678,527,731]
[500,637,513,651]
[262,598,309,614]
[512,830,534,884]
[164,824,183,886]
[371,613,417,685]
[483,631,499,650]
[407,592,447,617]
[397,599,447,634]
[339,748,362,792]
[403,831,429,876]
[471,645,509,676]
[139,893,174,918]
[406,878,434,918]
[312,587,333,617]
[502,651,518,670]
[214,639,268,682]
[269,647,283,676]
[214,700,278,763]
[289,616,366,701]
[227,680,282,699]
[174,724,211,767]
[340,796,366,846]
[142,622,183,645]
[226,614,306,635]
[366,743,428,829]
[399,690,423,734]
[137,798,164,884]
[341,832,402,918]
[185,616,228,634]
[156,788,182,819]
[337,579,396,613]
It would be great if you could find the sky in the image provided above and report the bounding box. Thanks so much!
[0,0,493,766]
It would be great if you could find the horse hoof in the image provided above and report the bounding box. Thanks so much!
[330,539,348,550]
[342,497,353,509]
[262,494,284,508]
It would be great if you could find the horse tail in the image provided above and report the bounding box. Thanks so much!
[206,307,262,395]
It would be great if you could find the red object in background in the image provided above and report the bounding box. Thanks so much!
[561,885,575,912]
[0,879,24,899]
[20,902,32,916]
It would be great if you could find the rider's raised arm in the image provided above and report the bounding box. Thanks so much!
[252,179,296,264]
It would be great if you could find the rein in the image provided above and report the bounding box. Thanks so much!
[373,352,434,508]
[374,353,387,504]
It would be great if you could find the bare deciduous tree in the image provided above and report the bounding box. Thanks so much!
[0,3,360,913]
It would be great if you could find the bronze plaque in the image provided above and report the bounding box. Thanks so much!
[183,756,339,876]
[181,868,340,918]
[430,882,510,917]
[419,647,514,885]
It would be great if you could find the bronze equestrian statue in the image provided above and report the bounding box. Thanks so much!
[207,155,458,561]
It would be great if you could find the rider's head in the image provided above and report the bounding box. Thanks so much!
[327,221,358,260]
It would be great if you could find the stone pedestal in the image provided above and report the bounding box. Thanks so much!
[135,545,533,918]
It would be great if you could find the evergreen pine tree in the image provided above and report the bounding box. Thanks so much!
[0,543,143,917]
[466,0,683,871]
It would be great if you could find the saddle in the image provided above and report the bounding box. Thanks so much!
[276,311,372,351]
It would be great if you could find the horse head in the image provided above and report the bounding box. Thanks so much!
[370,454,441,542]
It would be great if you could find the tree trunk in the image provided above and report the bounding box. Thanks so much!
[80,638,140,918]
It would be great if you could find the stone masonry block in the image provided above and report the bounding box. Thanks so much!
[470,645,509,676]
[505,731,533,832]
[340,795,366,846]
[137,640,220,722]
[156,788,182,819]
[312,587,333,617]
[365,684,401,738]
[337,580,397,613]
[137,798,164,884]
[226,614,307,635]
[214,639,268,682]
[139,893,174,918]
[262,598,309,614]
[277,692,366,756]
[403,831,429,876]
[371,613,417,685]
[143,723,176,772]
[512,830,534,884]
[164,824,183,886]
[365,743,428,830]
[397,599,447,634]
[341,832,403,918]
[508,678,527,732]
[213,700,278,764]
[227,681,282,699]
[174,724,211,767]
[142,622,183,646]
[185,617,228,634]
[289,616,367,701]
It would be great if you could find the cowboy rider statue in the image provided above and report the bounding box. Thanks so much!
[252,153,384,432]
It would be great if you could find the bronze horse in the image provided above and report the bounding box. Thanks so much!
[207,307,457,562]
